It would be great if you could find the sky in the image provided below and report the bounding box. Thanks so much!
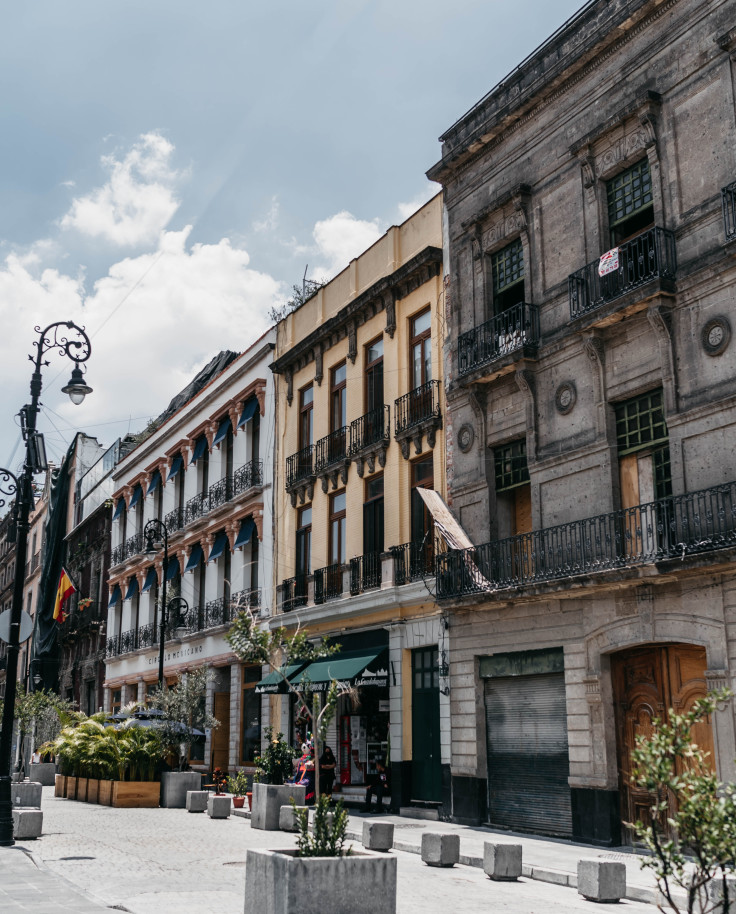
[0,0,584,473]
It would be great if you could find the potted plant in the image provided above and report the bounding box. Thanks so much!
[250,728,304,830]
[227,769,250,808]
[244,794,397,914]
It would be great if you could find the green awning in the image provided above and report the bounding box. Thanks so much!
[254,663,308,694]
[294,648,389,693]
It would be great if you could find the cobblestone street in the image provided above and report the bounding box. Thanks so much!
[0,789,660,914]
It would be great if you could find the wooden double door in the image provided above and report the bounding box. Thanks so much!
[612,644,714,839]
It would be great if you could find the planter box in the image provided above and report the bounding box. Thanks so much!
[251,783,306,831]
[86,778,100,804]
[30,762,57,786]
[111,781,160,808]
[160,771,203,808]
[77,778,89,802]
[65,776,78,800]
[11,782,42,808]
[54,774,66,798]
[98,780,113,806]
[244,847,397,914]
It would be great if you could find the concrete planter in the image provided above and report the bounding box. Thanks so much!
[76,777,89,802]
[11,781,42,808]
[244,847,397,914]
[111,780,160,808]
[86,778,100,803]
[98,780,113,806]
[30,762,56,786]
[251,783,306,831]
[160,771,203,808]
[65,776,78,800]
[54,774,66,797]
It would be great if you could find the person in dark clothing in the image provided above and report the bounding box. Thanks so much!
[362,756,389,813]
[319,745,337,798]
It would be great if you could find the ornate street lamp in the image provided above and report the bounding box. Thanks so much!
[144,518,170,689]
[0,321,92,847]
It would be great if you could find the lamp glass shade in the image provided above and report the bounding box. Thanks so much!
[62,366,93,405]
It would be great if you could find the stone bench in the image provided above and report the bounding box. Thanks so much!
[577,858,626,902]
[484,842,522,881]
[207,795,231,819]
[421,832,459,867]
[186,790,209,813]
[13,808,43,839]
[362,819,394,852]
[11,781,42,808]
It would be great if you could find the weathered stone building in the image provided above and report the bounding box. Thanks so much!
[428,0,736,843]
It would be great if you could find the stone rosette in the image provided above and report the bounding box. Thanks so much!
[702,316,731,356]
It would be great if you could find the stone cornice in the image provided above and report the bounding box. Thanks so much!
[270,246,443,378]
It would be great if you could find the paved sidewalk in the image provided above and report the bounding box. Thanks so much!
[0,788,661,914]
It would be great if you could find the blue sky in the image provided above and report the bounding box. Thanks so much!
[0,0,583,470]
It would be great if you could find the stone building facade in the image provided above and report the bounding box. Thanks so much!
[428,0,736,843]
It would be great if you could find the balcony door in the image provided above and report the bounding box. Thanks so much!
[365,337,384,443]
[411,456,434,576]
[295,506,311,603]
[363,475,384,586]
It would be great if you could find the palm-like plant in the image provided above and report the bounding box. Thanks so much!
[119,724,164,781]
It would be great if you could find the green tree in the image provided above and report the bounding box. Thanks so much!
[629,688,736,914]
[146,667,219,770]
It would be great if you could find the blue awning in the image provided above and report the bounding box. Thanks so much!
[107,584,122,608]
[166,455,183,481]
[141,566,157,593]
[208,532,229,563]
[184,544,204,572]
[124,577,139,601]
[129,484,143,509]
[233,517,256,549]
[238,397,258,428]
[190,436,208,465]
[146,470,161,495]
[212,416,231,448]
[165,557,180,581]
[112,499,125,521]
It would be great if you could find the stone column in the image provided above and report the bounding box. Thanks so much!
[229,662,241,770]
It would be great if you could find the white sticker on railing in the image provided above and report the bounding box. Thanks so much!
[598,247,619,277]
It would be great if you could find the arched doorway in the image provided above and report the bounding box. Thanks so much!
[611,644,714,841]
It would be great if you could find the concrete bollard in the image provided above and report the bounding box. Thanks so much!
[362,820,394,852]
[279,804,308,832]
[186,790,209,813]
[577,859,626,902]
[12,808,43,839]
[11,782,42,809]
[421,832,460,868]
[207,795,231,819]
[484,842,522,881]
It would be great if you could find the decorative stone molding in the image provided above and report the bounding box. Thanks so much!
[385,289,397,339]
[717,28,736,61]
[314,345,324,386]
[706,669,730,691]
[555,381,577,415]
[515,368,537,461]
[396,420,441,460]
[647,303,677,414]
[457,423,475,453]
[289,481,314,508]
[353,443,389,478]
[319,462,349,493]
[702,316,731,357]
[348,321,357,364]
[286,369,294,407]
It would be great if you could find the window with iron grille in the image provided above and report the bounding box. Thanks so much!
[615,390,668,454]
[494,439,529,492]
[607,158,654,244]
[492,239,525,313]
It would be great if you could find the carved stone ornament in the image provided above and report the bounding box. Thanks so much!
[555,382,577,415]
[702,316,731,357]
[457,423,475,453]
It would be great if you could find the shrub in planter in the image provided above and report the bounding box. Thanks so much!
[227,769,250,809]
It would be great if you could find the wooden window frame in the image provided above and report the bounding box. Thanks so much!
[329,489,347,566]
[494,439,530,493]
[330,362,347,433]
[364,336,384,412]
[409,308,432,390]
[299,385,314,450]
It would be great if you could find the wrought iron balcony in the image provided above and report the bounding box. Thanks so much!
[315,428,349,474]
[458,303,540,377]
[723,180,736,241]
[286,445,315,490]
[395,380,441,435]
[350,406,390,455]
[234,458,263,495]
[230,587,261,612]
[568,226,676,319]
[30,551,40,574]
[105,619,178,657]
[391,540,435,585]
[282,575,308,612]
[208,475,234,511]
[436,480,736,600]
[165,506,185,534]
[110,543,125,566]
[190,597,229,632]
[185,492,208,525]
[314,564,343,604]
[350,552,382,594]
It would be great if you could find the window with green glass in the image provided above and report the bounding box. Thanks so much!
[494,439,529,492]
[615,389,668,455]
[492,239,524,294]
[607,159,653,228]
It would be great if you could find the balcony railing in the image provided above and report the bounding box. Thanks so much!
[350,406,390,454]
[282,575,308,612]
[394,380,441,435]
[191,597,229,632]
[723,181,736,241]
[185,492,208,525]
[350,552,382,594]
[208,476,234,512]
[568,226,676,319]
[165,506,185,534]
[314,564,343,604]
[315,428,349,473]
[436,481,736,599]
[286,445,314,489]
[30,551,40,573]
[234,458,263,495]
[458,303,540,377]
[391,540,435,585]
[230,587,261,612]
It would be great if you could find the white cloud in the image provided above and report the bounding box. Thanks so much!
[60,132,183,247]
[396,183,438,222]
[253,196,279,233]
[310,210,383,279]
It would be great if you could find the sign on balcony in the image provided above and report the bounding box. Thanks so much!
[598,247,619,277]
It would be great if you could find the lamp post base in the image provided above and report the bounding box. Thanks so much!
[0,774,16,846]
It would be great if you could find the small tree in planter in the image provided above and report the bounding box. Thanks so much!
[147,667,219,770]
[227,769,250,807]
[253,728,296,785]
[628,688,736,914]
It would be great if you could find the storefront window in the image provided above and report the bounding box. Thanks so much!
[242,666,262,763]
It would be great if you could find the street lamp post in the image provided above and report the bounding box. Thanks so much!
[143,519,169,689]
[0,321,92,847]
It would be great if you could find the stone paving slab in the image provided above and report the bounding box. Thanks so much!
[0,846,110,913]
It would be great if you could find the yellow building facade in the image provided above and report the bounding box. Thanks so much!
[268,194,450,812]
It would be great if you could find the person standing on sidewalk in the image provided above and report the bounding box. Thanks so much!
[362,756,389,813]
